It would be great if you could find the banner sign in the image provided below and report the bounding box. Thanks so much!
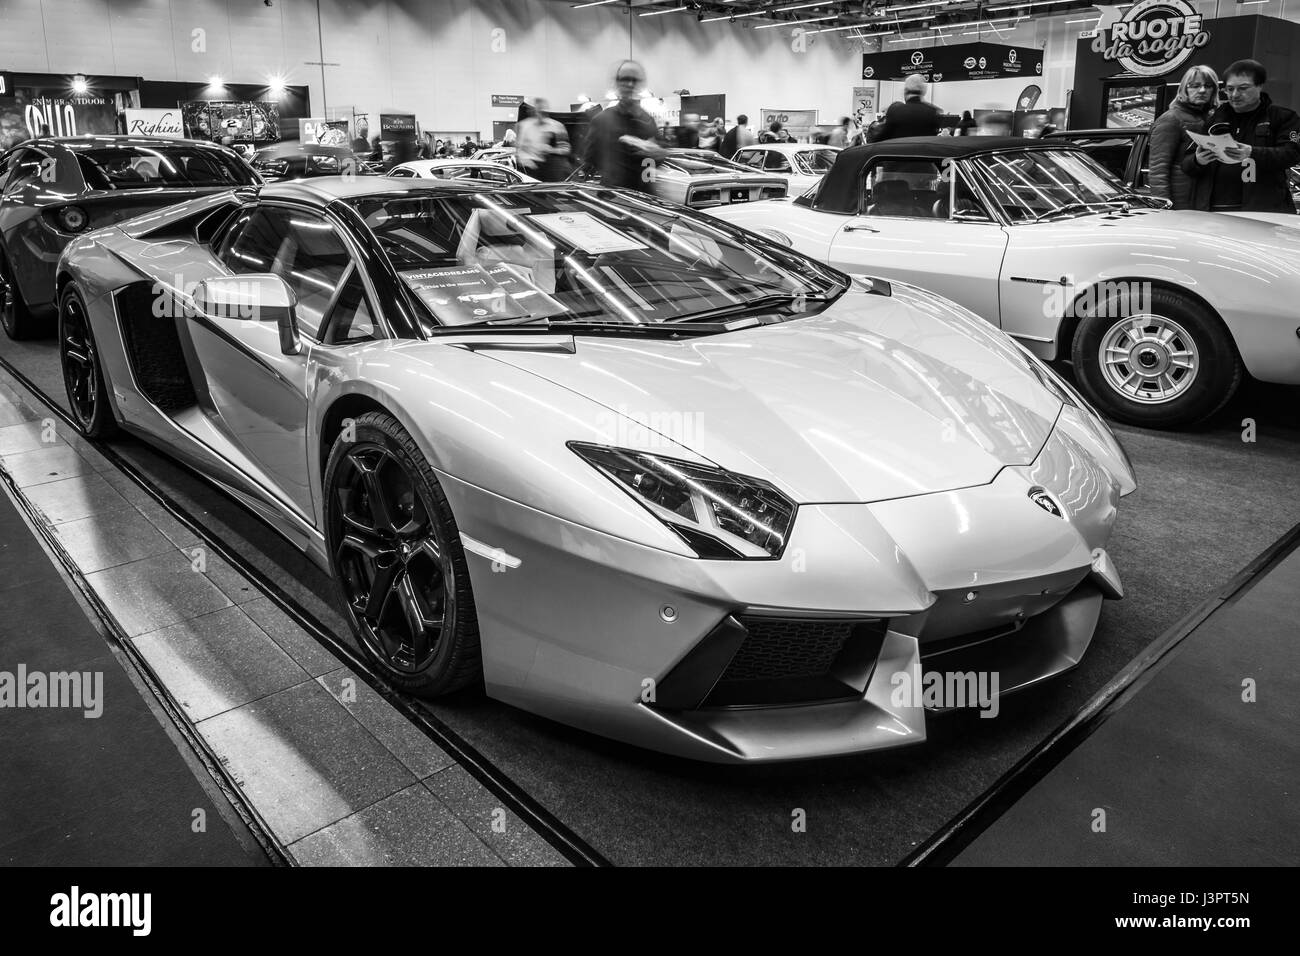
[180,100,281,142]
[491,94,525,108]
[0,72,11,96]
[759,108,817,139]
[379,113,417,140]
[862,43,1044,83]
[122,108,185,139]
[1089,1,1211,77]
[298,117,349,146]
[852,86,878,127]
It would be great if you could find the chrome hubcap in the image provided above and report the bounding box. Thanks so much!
[1099,314,1199,405]
[333,445,452,675]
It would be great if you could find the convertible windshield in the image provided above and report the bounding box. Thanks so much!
[347,188,841,329]
[792,149,838,176]
[74,145,256,190]
[971,149,1129,223]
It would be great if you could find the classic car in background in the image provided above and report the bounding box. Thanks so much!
[470,146,518,169]
[54,174,1132,762]
[250,142,382,182]
[711,136,1300,427]
[388,159,537,184]
[0,135,259,340]
[731,143,840,195]
[569,148,786,209]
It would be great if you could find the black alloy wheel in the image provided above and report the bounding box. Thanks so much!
[0,252,43,341]
[58,285,117,439]
[324,412,482,696]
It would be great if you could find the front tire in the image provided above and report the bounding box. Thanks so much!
[0,251,46,341]
[324,412,483,697]
[59,285,118,439]
[1071,288,1242,428]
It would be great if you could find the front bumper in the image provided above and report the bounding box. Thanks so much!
[443,415,1128,763]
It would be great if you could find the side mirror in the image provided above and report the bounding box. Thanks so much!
[193,275,302,355]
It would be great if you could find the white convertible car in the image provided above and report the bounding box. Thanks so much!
[388,159,537,184]
[570,149,787,210]
[730,143,840,195]
[712,137,1300,427]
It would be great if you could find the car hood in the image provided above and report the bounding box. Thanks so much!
[471,289,1063,503]
[1032,209,1300,277]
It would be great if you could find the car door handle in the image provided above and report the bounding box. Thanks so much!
[842,223,879,233]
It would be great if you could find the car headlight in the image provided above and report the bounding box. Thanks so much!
[569,443,795,559]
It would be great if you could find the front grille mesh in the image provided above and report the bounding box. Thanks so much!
[720,616,855,682]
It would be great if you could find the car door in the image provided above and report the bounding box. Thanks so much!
[826,156,1008,325]
[191,203,357,520]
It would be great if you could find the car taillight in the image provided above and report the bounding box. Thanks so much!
[692,189,720,205]
[762,187,786,199]
[56,205,90,233]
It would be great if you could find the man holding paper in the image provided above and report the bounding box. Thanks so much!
[1182,59,1300,214]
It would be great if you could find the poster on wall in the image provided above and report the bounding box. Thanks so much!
[299,117,350,145]
[180,100,281,143]
[862,43,1044,83]
[760,109,817,140]
[379,113,418,141]
[0,87,121,149]
[852,86,877,127]
[121,108,185,139]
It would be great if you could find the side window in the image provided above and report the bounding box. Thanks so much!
[1080,143,1130,182]
[477,167,516,184]
[861,159,945,218]
[735,150,763,168]
[763,151,792,172]
[389,166,417,178]
[216,206,351,339]
[0,152,11,193]
[322,267,378,345]
[2,148,46,196]
[1134,140,1151,191]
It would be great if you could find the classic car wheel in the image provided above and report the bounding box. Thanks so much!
[1072,288,1242,428]
[58,285,118,439]
[0,251,45,341]
[324,412,482,697]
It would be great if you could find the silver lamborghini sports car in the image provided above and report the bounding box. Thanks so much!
[55,176,1135,762]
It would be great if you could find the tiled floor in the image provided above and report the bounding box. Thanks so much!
[0,368,568,867]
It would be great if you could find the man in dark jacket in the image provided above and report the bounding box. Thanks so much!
[580,60,665,192]
[872,74,942,141]
[1182,59,1300,213]
[719,114,753,159]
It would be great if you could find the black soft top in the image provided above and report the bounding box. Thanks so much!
[816,135,1062,213]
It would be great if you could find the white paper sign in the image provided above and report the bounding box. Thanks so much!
[122,109,185,139]
[528,212,645,253]
[1188,131,1245,164]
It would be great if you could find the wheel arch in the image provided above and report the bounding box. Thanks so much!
[318,391,393,482]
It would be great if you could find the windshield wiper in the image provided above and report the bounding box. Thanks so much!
[431,317,737,337]
[1033,200,1128,222]
[668,291,833,325]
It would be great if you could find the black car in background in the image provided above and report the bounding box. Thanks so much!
[250,142,382,182]
[0,136,259,339]
[1043,127,1300,210]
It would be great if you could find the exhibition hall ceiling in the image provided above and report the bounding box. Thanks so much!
[559,0,1107,41]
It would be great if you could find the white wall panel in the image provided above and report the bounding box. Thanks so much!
[7,0,1300,138]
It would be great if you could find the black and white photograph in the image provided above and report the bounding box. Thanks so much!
[0,0,1294,925]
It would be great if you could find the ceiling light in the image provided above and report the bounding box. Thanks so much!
[71,75,88,94]
[639,5,689,15]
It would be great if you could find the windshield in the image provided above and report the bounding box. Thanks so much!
[347,188,843,330]
[75,145,256,190]
[970,149,1129,222]
[792,149,838,176]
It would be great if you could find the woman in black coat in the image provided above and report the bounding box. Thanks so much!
[1148,65,1219,209]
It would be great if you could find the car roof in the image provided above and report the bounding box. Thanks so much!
[1043,128,1147,139]
[11,135,228,153]
[260,175,538,203]
[745,143,841,154]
